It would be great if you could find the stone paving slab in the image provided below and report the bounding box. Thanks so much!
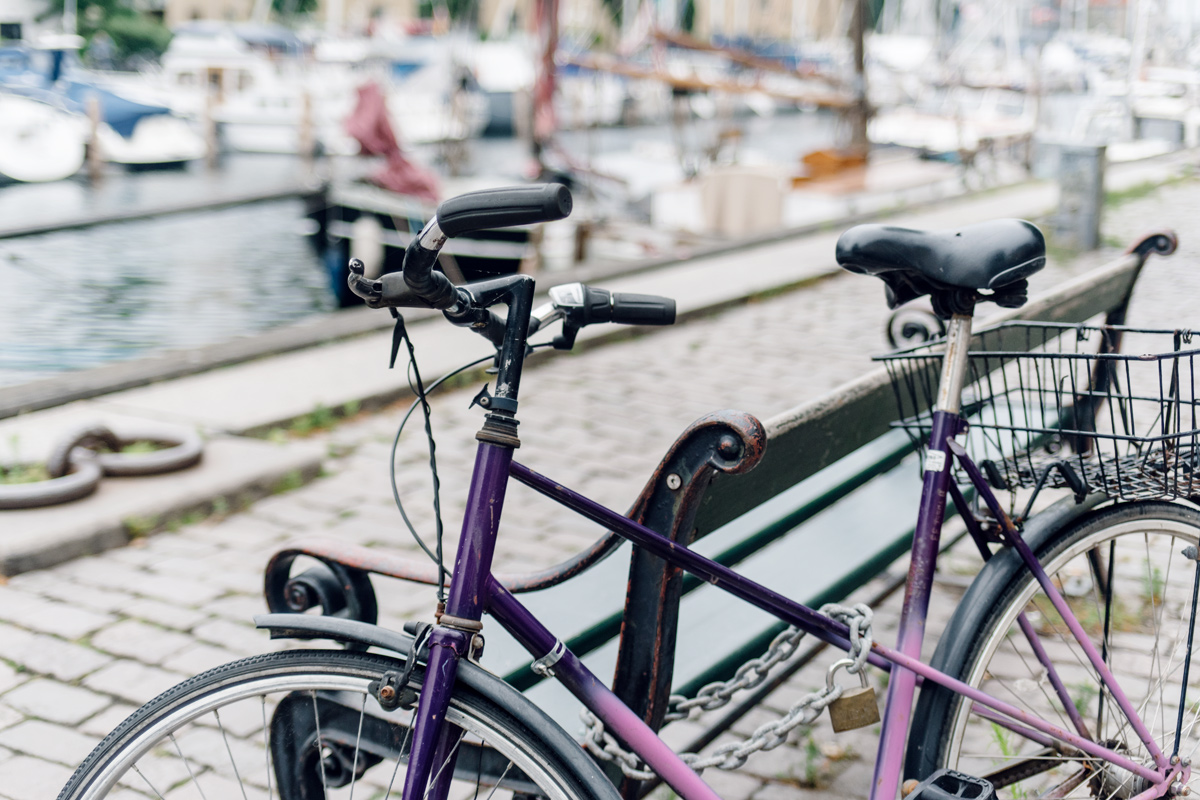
[0,436,324,576]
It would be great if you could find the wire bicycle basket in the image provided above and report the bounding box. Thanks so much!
[876,321,1200,502]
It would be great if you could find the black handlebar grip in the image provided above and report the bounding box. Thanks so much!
[436,184,572,238]
[610,293,677,326]
[376,272,439,309]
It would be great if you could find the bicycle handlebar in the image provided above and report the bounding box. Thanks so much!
[345,184,673,353]
[399,183,573,311]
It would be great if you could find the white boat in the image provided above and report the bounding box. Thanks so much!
[1,41,206,169]
[469,37,634,133]
[94,112,207,166]
[870,86,1035,155]
[120,24,490,155]
[0,92,86,183]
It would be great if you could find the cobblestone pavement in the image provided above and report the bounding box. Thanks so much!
[4,180,1200,800]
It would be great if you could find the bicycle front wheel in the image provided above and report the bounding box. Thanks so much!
[59,648,615,800]
[909,501,1200,800]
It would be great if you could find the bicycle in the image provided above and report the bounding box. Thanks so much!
[59,184,1200,800]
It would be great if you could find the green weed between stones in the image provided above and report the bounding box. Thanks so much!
[0,463,50,485]
[272,469,305,495]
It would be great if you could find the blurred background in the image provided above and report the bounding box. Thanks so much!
[1,0,1197,390]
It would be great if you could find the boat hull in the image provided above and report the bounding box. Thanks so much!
[0,95,86,183]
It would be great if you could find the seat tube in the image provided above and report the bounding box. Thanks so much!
[871,312,972,800]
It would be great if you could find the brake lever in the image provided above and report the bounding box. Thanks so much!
[553,323,581,351]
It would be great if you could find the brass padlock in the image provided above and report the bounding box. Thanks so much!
[826,659,881,733]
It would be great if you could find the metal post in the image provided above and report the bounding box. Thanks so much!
[847,0,869,155]
[298,91,314,164]
[204,90,219,170]
[1055,144,1106,251]
[86,95,103,183]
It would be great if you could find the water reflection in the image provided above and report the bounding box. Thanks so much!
[0,199,330,388]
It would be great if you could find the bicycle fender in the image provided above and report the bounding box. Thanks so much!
[254,613,621,800]
[904,491,1107,778]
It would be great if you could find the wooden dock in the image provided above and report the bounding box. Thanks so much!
[0,155,321,240]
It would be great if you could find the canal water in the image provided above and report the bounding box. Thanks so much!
[0,111,840,390]
[0,199,332,389]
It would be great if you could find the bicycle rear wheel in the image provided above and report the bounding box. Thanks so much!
[909,501,1200,799]
[59,649,616,800]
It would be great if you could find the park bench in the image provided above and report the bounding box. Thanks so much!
[262,230,1177,795]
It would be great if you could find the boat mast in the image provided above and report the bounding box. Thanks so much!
[847,0,869,154]
[63,0,77,34]
[531,0,558,168]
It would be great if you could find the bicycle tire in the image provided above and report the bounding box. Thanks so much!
[59,648,618,800]
[907,500,1200,799]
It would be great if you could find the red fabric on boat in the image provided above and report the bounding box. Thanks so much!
[345,81,439,203]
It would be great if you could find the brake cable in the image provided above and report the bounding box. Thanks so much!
[387,315,553,601]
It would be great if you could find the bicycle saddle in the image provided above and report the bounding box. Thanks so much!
[836,219,1045,317]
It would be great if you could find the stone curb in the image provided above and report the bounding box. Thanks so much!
[0,437,324,576]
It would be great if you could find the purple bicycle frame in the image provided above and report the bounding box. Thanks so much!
[400,414,1176,800]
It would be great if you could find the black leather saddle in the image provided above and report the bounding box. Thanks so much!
[835,219,1046,317]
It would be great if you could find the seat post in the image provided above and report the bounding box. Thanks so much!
[935,312,974,415]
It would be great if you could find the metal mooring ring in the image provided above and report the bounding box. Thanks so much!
[93,427,204,477]
[0,451,103,509]
[0,422,204,510]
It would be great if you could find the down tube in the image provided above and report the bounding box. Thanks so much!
[486,579,722,800]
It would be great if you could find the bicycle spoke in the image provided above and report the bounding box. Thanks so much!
[311,689,330,798]
[996,634,1079,733]
[937,512,1200,800]
[171,732,210,800]
[262,696,274,800]
[131,763,168,800]
[348,692,367,800]
[385,709,417,798]
[214,708,251,800]
[423,730,466,800]
[1144,535,1168,743]
[1034,766,1090,800]
[61,652,593,800]
[1093,540,1116,735]
[480,760,516,800]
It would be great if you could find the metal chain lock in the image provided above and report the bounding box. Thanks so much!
[581,603,874,779]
